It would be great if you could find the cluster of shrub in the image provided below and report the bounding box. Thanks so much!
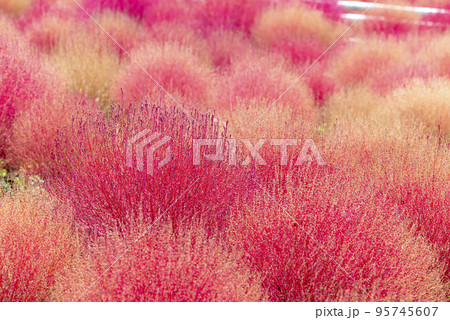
[0,0,449,301]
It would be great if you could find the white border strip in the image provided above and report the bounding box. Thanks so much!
[1,302,449,319]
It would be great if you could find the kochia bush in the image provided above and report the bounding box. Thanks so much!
[48,101,248,237]
[0,190,79,301]
[77,224,266,301]
[0,16,62,164]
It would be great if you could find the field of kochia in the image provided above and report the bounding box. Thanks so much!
[0,0,449,302]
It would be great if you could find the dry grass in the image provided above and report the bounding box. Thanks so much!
[252,3,344,48]
[50,29,121,108]
[93,9,149,55]
[0,0,32,15]
[323,86,404,133]
[389,78,450,139]
[416,32,450,78]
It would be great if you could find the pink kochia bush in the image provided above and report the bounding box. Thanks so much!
[216,51,315,112]
[8,94,91,174]
[48,101,247,236]
[251,3,345,64]
[82,0,190,24]
[193,0,270,34]
[323,124,450,293]
[78,225,266,301]
[0,16,59,162]
[0,18,36,157]
[112,42,214,107]
[0,15,91,172]
[301,0,342,20]
[82,0,155,19]
[206,29,252,68]
[355,7,421,36]
[92,10,149,56]
[303,62,336,103]
[0,190,78,302]
[18,0,83,52]
[328,38,411,91]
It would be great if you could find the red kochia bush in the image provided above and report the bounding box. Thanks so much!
[389,179,450,282]
[78,224,266,301]
[0,19,33,158]
[303,63,336,104]
[228,169,447,301]
[374,138,450,283]
[48,101,247,237]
